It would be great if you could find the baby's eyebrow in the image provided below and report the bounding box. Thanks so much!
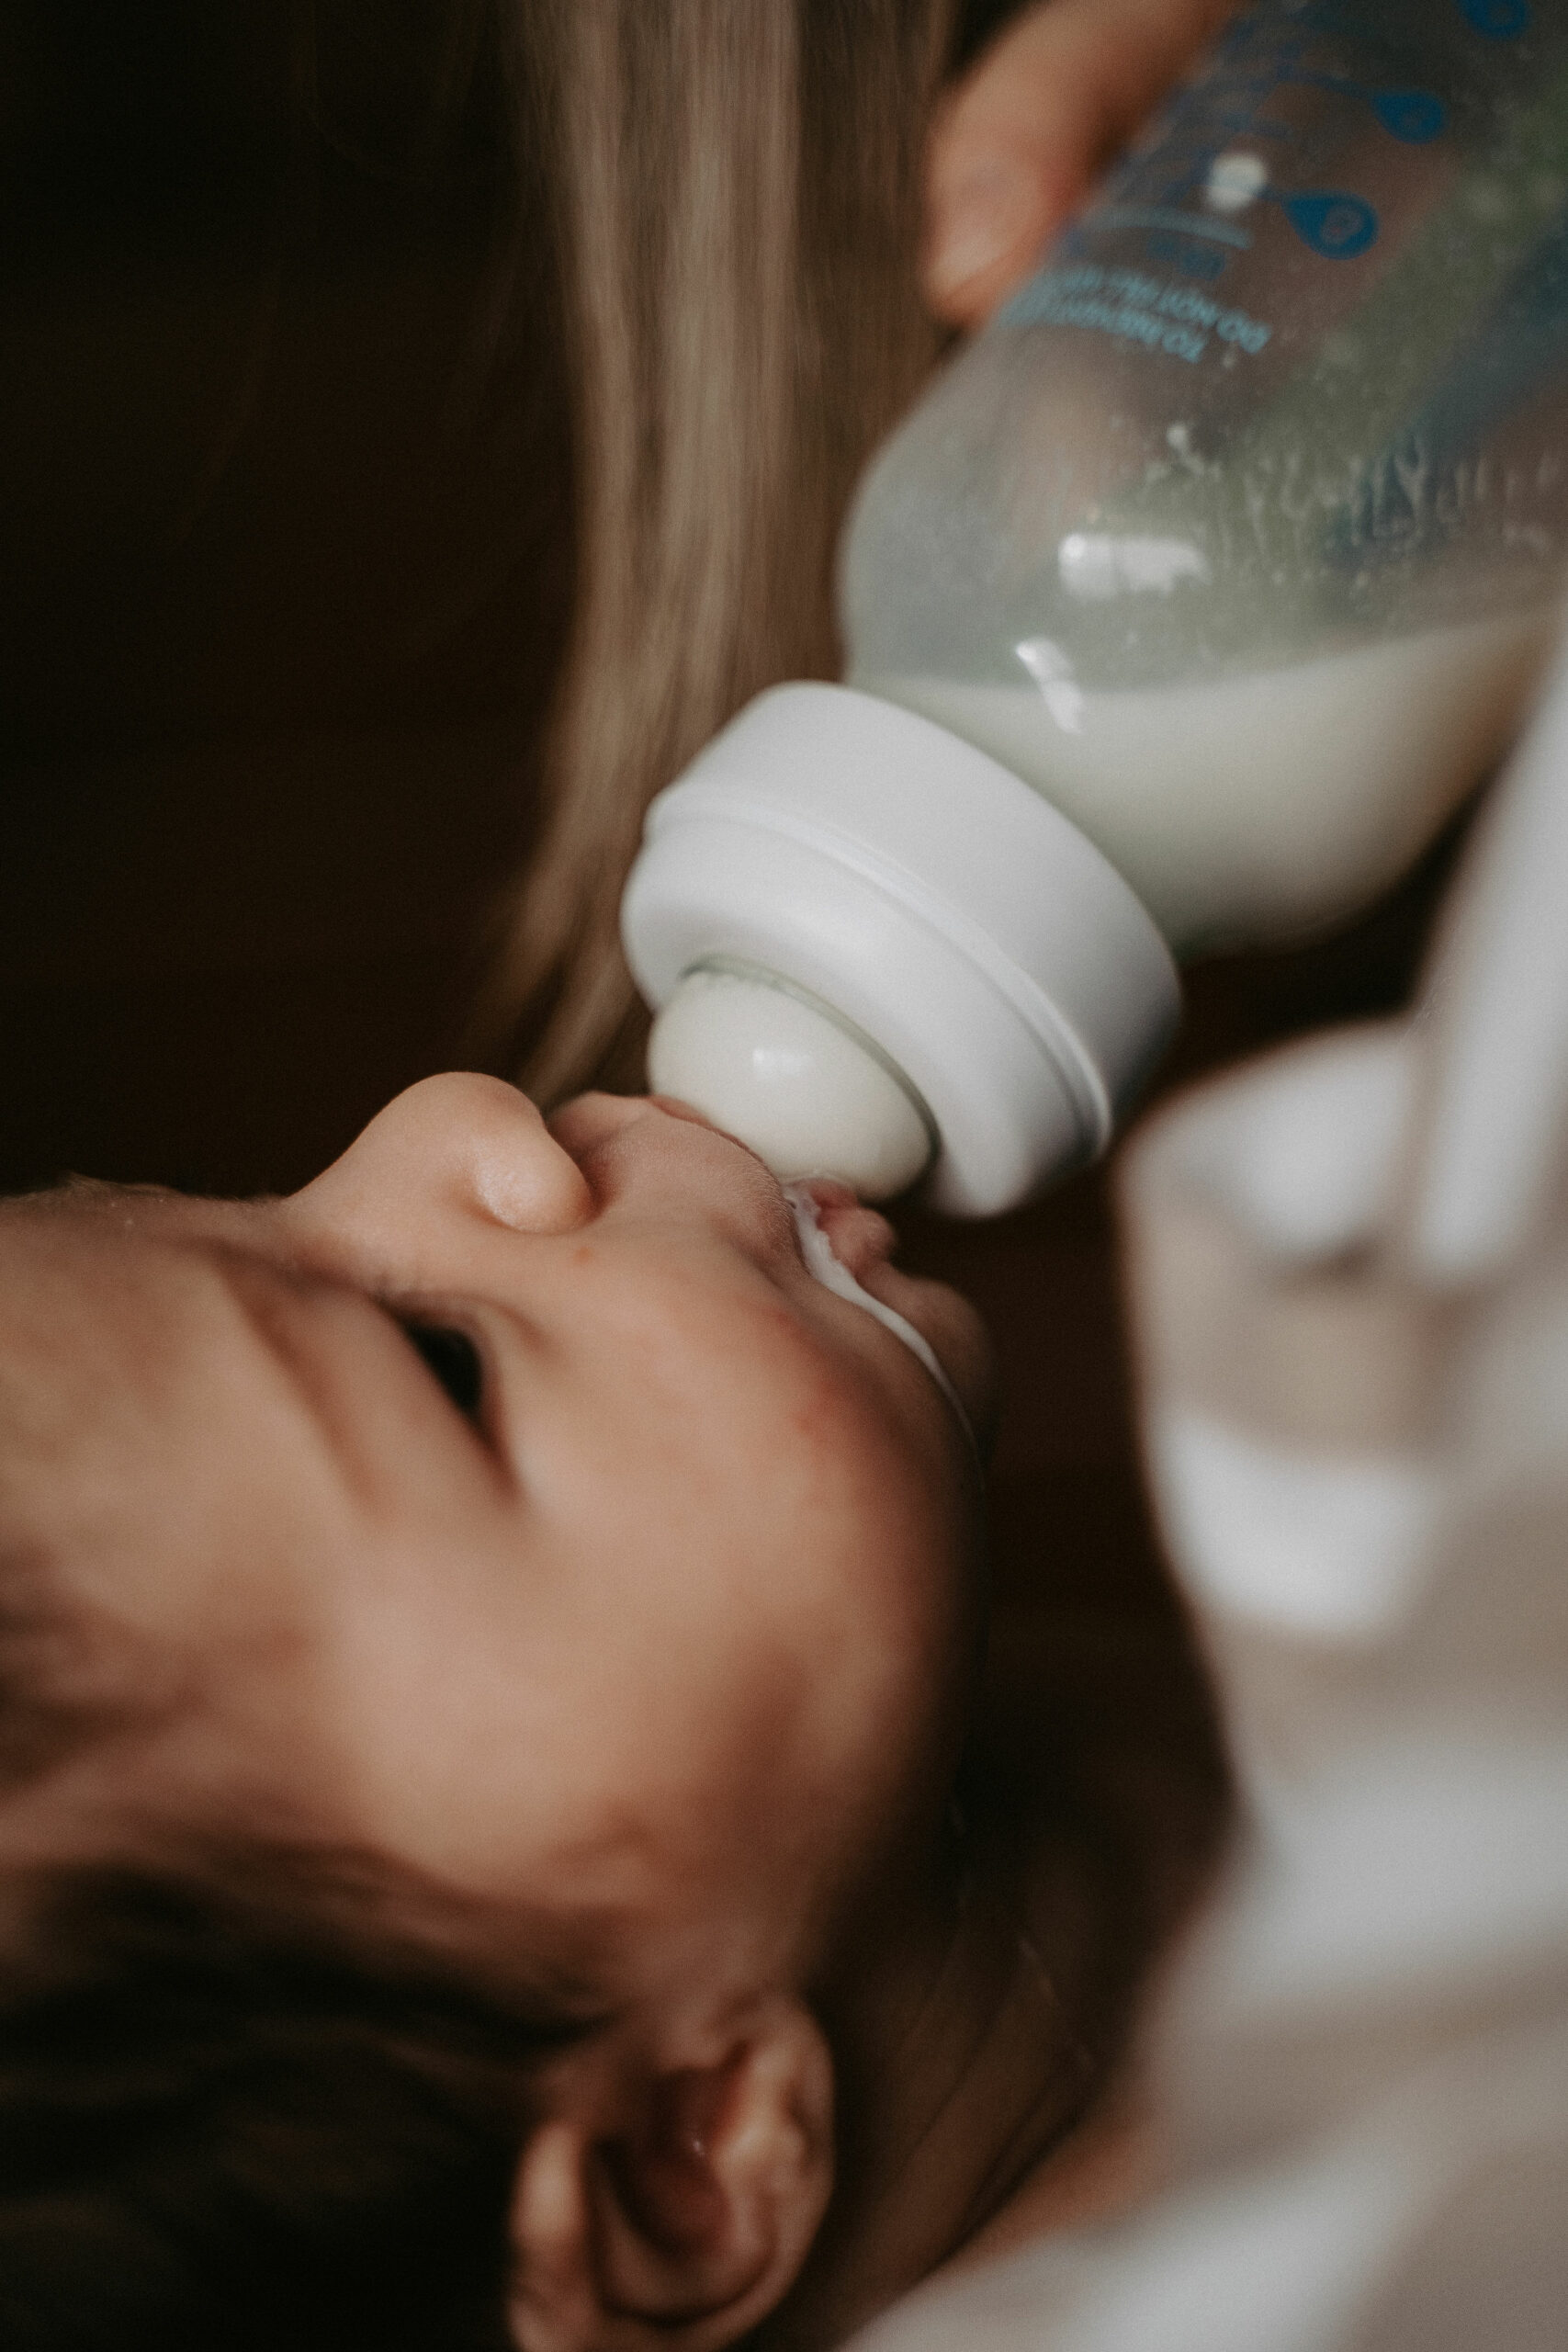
[202,1245,400,1513]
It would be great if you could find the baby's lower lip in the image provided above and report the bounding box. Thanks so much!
[798,1183,898,1282]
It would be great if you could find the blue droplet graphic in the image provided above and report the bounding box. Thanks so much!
[1457,0,1531,35]
[1371,86,1447,143]
[1280,191,1380,259]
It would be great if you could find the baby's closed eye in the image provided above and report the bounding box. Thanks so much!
[394,1318,486,1426]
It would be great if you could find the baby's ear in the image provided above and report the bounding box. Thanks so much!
[507,1999,834,2352]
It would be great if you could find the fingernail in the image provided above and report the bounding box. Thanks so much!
[926,162,1031,300]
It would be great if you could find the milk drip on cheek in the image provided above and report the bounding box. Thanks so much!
[784,1183,980,1463]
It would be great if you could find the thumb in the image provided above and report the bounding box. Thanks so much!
[924,0,1238,329]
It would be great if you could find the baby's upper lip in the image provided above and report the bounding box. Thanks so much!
[592,1102,901,1283]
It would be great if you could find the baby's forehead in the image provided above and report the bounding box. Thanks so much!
[0,1196,373,1752]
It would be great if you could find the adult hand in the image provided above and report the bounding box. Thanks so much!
[924,0,1239,328]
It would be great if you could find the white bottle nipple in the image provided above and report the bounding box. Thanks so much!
[622,684,1179,1216]
[647,967,934,1200]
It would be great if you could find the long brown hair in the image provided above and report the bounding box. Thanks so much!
[472,0,954,1101]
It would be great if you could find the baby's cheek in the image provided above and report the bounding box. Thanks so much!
[795,1440,976,1731]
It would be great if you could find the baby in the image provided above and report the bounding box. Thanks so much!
[0,1075,1132,2352]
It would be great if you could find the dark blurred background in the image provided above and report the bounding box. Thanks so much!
[0,0,1449,1199]
[1,0,571,1196]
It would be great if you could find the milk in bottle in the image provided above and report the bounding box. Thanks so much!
[623,0,1568,1213]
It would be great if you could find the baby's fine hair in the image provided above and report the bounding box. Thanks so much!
[0,1308,589,2352]
[0,1838,589,2352]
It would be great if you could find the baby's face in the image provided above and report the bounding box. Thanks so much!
[4,1079,992,2007]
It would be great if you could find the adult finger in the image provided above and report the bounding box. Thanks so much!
[924,0,1238,329]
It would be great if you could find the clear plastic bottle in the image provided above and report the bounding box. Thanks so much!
[623,0,1568,1216]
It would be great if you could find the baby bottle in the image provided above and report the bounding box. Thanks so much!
[621,0,1568,1215]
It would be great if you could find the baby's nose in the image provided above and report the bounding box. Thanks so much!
[288,1073,595,1262]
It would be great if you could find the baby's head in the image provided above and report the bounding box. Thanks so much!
[0,1078,997,2352]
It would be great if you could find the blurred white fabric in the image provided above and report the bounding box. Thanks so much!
[850,640,1568,2352]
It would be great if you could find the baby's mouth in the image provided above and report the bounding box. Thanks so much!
[792,1181,899,1288]
[635,1103,914,1312]
[784,1184,980,1461]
